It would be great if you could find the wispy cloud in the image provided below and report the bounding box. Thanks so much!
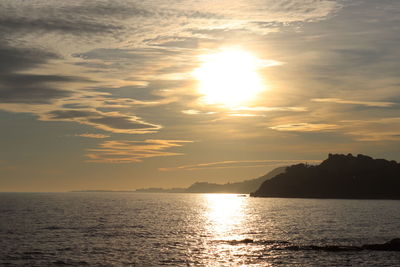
[228,113,264,117]
[160,159,322,171]
[233,106,308,112]
[270,122,339,132]
[43,110,161,134]
[341,118,400,141]
[312,98,396,107]
[86,139,193,163]
[181,106,307,118]
[76,133,110,139]
[268,118,400,142]
[182,109,216,115]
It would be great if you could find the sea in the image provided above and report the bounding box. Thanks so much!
[1,193,400,266]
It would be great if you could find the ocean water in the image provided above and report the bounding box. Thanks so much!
[1,193,400,266]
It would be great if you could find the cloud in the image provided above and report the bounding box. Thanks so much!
[0,0,345,140]
[181,106,307,118]
[86,139,193,163]
[88,116,158,132]
[0,44,58,74]
[2,0,398,159]
[270,122,339,132]
[0,1,151,39]
[0,0,342,49]
[0,74,87,104]
[232,106,308,112]
[312,98,396,107]
[159,159,322,171]
[44,109,161,134]
[72,48,195,81]
[267,117,400,142]
[48,110,98,119]
[348,131,400,142]
[72,48,176,61]
[0,16,123,35]
[0,39,164,135]
[269,118,400,141]
[228,114,263,117]
[182,109,216,115]
[0,84,72,104]
[0,42,164,135]
[0,42,91,105]
[341,118,400,141]
[76,133,110,139]
[140,0,341,23]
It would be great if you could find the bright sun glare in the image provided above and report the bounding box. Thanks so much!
[193,48,266,107]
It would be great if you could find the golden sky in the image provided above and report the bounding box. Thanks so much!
[1,0,400,191]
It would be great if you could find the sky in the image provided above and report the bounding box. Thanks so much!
[1,0,400,192]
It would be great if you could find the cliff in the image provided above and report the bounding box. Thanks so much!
[252,154,400,199]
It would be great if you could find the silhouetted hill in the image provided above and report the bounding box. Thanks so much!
[252,154,400,199]
[134,167,285,194]
[185,166,286,193]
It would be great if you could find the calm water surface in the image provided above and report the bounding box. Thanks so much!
[1,193,400,266]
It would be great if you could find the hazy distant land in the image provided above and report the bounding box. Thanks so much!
[73,153,400,199]
[135,166,286,194]
[70,190,135,193]
[252,153,400,199]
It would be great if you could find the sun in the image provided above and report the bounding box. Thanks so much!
[193,48,267,107]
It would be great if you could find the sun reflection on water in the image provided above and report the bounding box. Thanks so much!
[204,194,247,240]
[201,194,261,266]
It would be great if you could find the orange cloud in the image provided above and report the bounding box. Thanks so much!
[270,122,339,132]
[76,133,110,139]
[312,98,395,107]
[86,139,193,163]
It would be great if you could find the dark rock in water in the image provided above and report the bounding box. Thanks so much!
[225,238,254,245]
[388,238,400,244]
[252,153,400,199]
[362,238,400,251]
[240,238,254,244]
[53,260,89,265]
[278,238,400,252]
[217,237,400,253]
[285,245,362,252]
[220,238,400,252]
[53,260,68,265]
